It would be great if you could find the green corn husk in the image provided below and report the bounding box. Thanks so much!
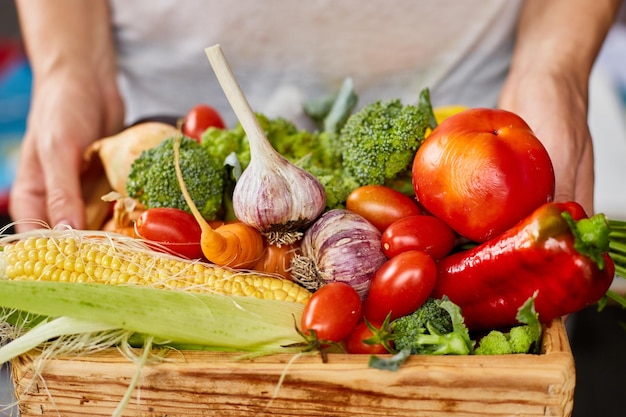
[0,280,305,365]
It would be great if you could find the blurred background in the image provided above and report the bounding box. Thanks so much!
[0,2,625,417]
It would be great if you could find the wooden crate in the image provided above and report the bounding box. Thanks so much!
[10,318,574,417]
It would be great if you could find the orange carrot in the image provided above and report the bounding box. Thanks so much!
[173,135,265,268]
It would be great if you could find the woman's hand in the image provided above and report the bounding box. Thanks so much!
[9,70,123,232]
[499,67,594,215]
[10,0,124,232]
[499,0,621,215]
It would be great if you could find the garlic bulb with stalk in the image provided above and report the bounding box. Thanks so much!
[232,137,326,246]
[205,44,326,246]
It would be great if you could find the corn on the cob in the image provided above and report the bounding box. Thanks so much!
[1,235,311,304]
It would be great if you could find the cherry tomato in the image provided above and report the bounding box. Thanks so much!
[344,321,390,354]
[382,215,456,260]
[346,185,422,232]
[135,207,204,259]
[301,282,362,343]
[413,108,555,243]
[183,104,226,142]
[363,250,437,323]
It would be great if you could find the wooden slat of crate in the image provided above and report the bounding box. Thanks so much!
[11,319,574,417]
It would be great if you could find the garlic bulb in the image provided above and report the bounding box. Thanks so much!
[232,135,326,246]
[205,44,326,246]
[291,209,387,300]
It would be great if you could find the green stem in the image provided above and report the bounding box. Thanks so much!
[610,240,626,256]
[606,289,626,309]
[608,219,626,230]
[610,230,626,241]
[613,263,626,280]
[608,218,626,279]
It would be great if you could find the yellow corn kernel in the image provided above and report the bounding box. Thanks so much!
[1,236,311,304]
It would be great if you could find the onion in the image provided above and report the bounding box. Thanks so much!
[84,122,178,194]
[291,209,387,300]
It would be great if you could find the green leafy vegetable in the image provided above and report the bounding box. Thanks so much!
[473,295,542,355]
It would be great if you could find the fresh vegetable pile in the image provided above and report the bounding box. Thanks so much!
[1,54,624,382]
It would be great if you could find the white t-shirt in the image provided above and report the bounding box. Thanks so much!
[110,0,522,128]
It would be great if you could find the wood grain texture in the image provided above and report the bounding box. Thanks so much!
[11,319,574,417]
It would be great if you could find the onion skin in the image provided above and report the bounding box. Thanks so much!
[293,209,387,300]
[84,122,179,194]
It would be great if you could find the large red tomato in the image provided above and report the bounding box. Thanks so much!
[412,108,554,243]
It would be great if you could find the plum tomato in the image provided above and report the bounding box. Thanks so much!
[346,185,422,232]
[382,215,456,260]
[134,207,204,259]
[301,282,362,343]
[344,321,390,354]
[183,104,226,142]
[363,250,437,323]
[412,108,555,243]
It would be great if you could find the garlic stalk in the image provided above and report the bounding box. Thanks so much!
[205,44,326,245]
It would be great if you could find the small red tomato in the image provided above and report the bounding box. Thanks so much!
[382,215,456,260]
[135,207,203,259]
[344,321,390,354]
[363,250,437,323]
[301,282,362,343]
[412,108,555,242]
[346,185,422,232]
[183,104,226,142]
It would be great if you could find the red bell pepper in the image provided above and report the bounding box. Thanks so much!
[431,201,615,331]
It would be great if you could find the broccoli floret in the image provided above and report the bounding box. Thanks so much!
[338,94,432,188]
[390,298,473,355]
[474,327,536,355]
[201,122,251,168]
[126,136,224,220]
[473,331,514,355]
[310,168,361,210]
[202,114,338,171]
[474,296,543,355]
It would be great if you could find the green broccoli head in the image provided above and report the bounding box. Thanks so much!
[473,326,536,355]
[297,159,359,210]
[390,298,454,354]
[126,136,224,220]
[474,295,542,355]
[201,123,251,168]
[201,113,340,171]
[339,98,430,187]
[390,297,473,355]
[473,331,513,355]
